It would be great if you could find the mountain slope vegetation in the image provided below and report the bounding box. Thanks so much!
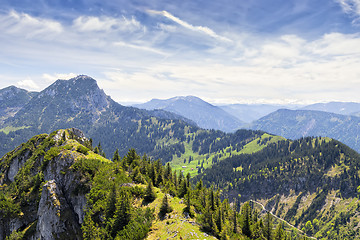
[0,128,308,240]
[0,76,282,177]
[196,136,360,239]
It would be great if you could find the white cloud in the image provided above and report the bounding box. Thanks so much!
[307,32,360,56]
[147,10,232,43]
[17,78,40,90]
[113,41,167,56]
[101,31,360,104]
[42,73,78,83]
[336,0,360,24]
[0,10,63,38]
[73,15,144,33]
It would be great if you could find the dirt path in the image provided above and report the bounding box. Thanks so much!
[250,199,317,240]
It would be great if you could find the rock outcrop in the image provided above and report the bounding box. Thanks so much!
[0,128,93,239]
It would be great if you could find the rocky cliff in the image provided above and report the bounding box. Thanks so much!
[0,128,101,239]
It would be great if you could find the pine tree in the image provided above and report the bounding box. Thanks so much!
[112,149,120,162]
[233,200,238,234]
[144,181,156,203]
[111,189,131,238]
[263,212,273,240]
[274,221,285,240]
[240,202,252,238]
[159,194,172,218]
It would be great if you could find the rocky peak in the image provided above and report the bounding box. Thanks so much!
[0,128,93,239]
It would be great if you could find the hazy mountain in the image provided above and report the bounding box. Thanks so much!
[249,109,360,152]
[0,86,36,124]
[0,76,266,170]
[133,96,245,132]
[218,104,298,123]
[301,101,360,115]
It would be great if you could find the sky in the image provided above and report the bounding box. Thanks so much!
[1,0,360,105]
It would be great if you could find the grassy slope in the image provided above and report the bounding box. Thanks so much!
[143,187,217,240]
[170,133,285,176]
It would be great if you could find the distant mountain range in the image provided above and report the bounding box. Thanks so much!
[0,86,37,124]
[217,103,297,123]
[300,101,360,116]
[249,109,360,152]
[0,76,268,175]
[133,96,245,132]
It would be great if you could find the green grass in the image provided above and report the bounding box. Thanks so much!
[0,126,30,134]
[170,133,285,177]
[145,187,217,240]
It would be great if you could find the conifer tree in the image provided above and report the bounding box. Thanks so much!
[263,212,273,240]
[159,194,172,218]
[111,190,131,238]
[240,202,252,238]
[274,221,285,240]
[144,181,156,203]
[112,149,120,162]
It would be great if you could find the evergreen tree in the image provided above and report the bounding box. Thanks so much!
[159,194,172,218]
[111,189,131,238]
[274,221,285,240]
[263,212,273,240]
[240,202,252,238]
[144,181,156,203]
[112,149,121,162]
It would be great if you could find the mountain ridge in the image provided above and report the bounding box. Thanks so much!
[133,95,245,132]
[249,108,360,152]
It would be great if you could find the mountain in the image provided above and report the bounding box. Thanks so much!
[301,101,360,115]
[0,86,36,125]
[218,103,297,123]
[249,109,360,152]
[133,96,245,132]
[0,76,277,178]
[0,128,306,239]
[0,76,199,158]
[196,136,360,239]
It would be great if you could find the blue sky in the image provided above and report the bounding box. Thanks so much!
[1,0,360,104]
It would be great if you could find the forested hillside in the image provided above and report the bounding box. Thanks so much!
[249,109,360,153]
[196,136,360,239]
[0,128,308,239]
[0,76,283,177]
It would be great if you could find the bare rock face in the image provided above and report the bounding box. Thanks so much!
[36,180,82,240]
[0,128,89,239]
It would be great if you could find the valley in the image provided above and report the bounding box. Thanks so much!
[1,76,360,239]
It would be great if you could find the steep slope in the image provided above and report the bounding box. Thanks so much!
[0,129,310,240]
[196,136,360,239]
[249,109,360,152]
[134,96,245,132]
[0,86,36,125]
[0,76,279,178]
[301,101,360,115]
[0,76,198,158]
[0,128,98,239]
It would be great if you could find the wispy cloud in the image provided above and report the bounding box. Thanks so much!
[0,10,63,39]
[113,41,167,56]
[336,0,360,24]
[73,15,144,33]
[147,10,232,43]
